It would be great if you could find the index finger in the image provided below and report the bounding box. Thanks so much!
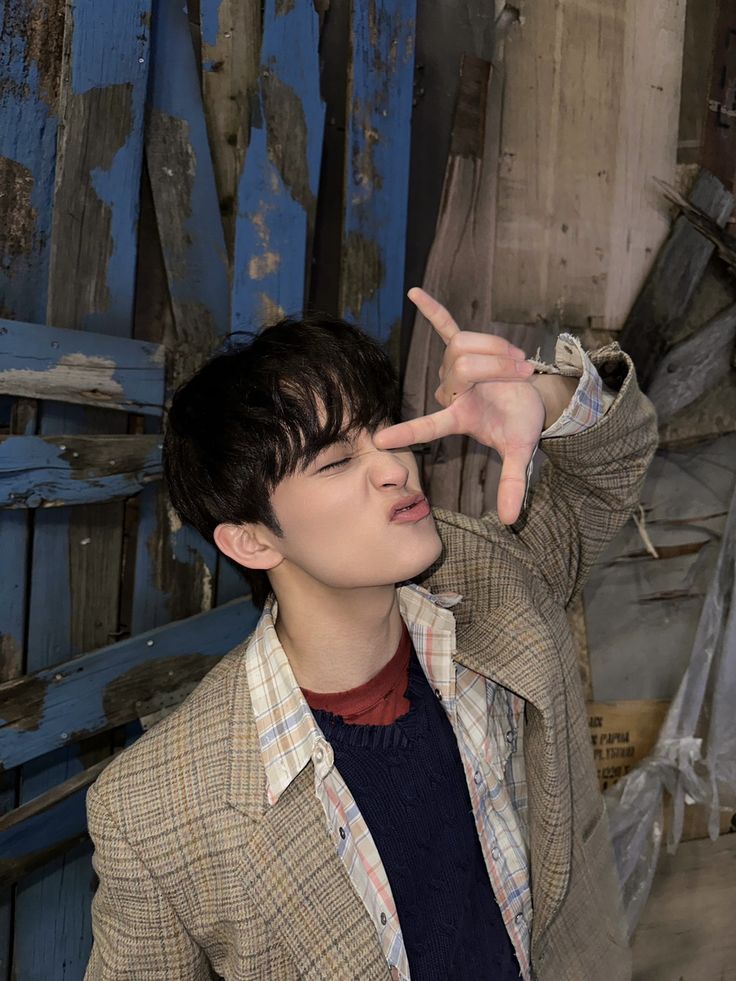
[408,287,460,346]
[373,406,459,450]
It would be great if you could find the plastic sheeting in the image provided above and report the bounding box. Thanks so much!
[604,477,736,939]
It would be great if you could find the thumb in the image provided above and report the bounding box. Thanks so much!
[496,446,534,525]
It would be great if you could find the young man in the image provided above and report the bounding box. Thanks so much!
[84,289,658,980]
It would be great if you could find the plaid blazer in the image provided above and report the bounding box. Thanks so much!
[84,342,658,981]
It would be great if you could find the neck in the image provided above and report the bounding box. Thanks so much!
[271,578,404,693]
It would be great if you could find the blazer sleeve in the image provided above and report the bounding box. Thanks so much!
[84,781,213,981]
[484,341,659,607]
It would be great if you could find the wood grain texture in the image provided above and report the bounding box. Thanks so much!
[230,0,324,332]
[199,0,262,255]
[15,4,152,977]
[139,0,232,633]
[402,50,556,516]
[0,758,109,887]
[339,0,416,350]
[631,833,736,980]
[647,302,736,421]
[0,434,162,508]
[493,0,687,332]
[0,596,259,772]
[0,0,66,967]
[619,170,734,389]
[0,318,165,414]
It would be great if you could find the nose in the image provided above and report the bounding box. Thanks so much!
[367,447,410,490]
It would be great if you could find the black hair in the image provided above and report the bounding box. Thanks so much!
[163,315,403,610]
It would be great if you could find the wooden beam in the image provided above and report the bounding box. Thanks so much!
[0,758,109,887]
[0,0,66,963]
[16,3,152,972]
[199,0,262,257]
[0,318,165,414]
[647,302,736,421]
[0,596,259,772]
[339,0,417,353]
[146,0,230,389]
[618,170,734,390]
[230,0,324,331]
[0,434,162,508]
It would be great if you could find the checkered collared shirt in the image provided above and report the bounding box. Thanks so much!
[245,338,612,981]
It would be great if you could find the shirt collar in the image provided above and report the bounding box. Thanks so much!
[245,583,463,805]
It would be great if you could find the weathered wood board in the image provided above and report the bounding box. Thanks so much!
[339,0,416,351]
[619,171,734,390]
[493,0,687,332]
[230,0,324,331]
[0,434,162,507]
[15,4,152,978]
[631,833,736,980]
[0,318,165,414]
[0,596,259,772]
[199,0,261,255]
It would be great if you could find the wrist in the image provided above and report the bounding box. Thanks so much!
[528,373,579,430]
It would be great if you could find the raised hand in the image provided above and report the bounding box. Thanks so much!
[373,288,546,525]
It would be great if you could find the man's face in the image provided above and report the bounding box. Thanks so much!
[266,425,443,591]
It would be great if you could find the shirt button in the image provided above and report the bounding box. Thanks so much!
[506,730,514,744]
[492,847,500,860]
[339,826,346,840]
[473,770,482,785]
[380,912,387,925]
[314,747,324,764]
[515,912,525,924]
[434,688,442,700]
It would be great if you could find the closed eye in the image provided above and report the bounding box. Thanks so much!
[318,456,352,473]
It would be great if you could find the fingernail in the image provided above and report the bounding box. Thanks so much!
[510,346,526,358]
[516,361,535,374]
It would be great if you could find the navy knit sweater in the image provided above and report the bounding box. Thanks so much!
[312,650,521,980]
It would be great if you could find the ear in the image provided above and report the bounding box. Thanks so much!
[213,522,284,571]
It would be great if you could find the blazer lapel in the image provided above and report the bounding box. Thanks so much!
[452,600,573,941]
[238,767,389,980]
[224,643,388,979]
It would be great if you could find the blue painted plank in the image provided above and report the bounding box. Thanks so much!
[0,765,102,886]
[0,596,259,771]
[147,0,230,341]
[135,0,233,634]
[230,0,324,331]
[339,0,416,347]
[0,2,64,967]
[17,3,152,978]
[0,435,162,508]
[0,318,165,414]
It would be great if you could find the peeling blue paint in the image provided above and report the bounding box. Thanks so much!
[0,596,259,771]
[231,0,324,331]
[69,0,150,96]
[0,436,162,508]
[0,317,165,414]
[342,0,416,344]
[148,0,229,333]
[200,0,222,49]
